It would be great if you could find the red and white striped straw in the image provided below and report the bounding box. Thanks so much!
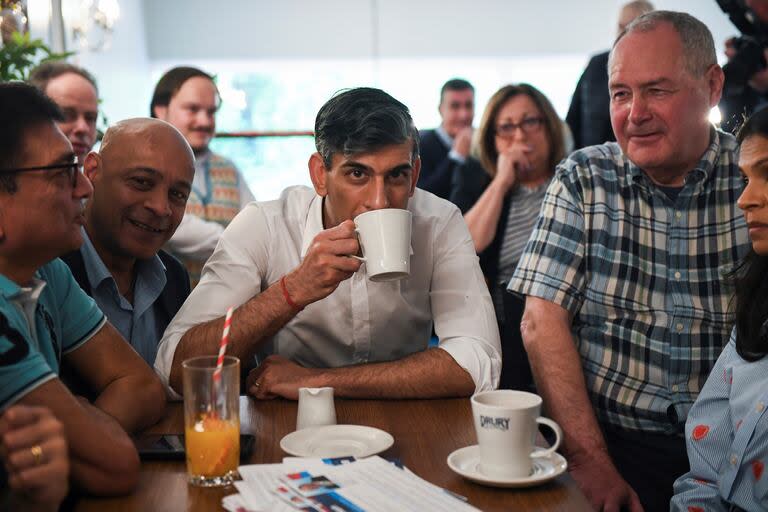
[212,306,234,383]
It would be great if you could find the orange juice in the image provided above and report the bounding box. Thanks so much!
[185,414,240,478]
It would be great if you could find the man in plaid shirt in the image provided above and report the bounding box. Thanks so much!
[509,11,750,512]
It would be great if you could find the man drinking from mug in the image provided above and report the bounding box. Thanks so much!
[155,87,501,400]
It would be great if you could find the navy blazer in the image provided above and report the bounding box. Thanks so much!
[566,50,615,150]
[417,129,459,201]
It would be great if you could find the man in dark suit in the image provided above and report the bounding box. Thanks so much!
[61,118,194,365]
[566,1,654,149]
[417,78,474,200]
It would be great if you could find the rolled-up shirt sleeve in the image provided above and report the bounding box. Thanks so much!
[507,175,586,315]
[431,206,501,392]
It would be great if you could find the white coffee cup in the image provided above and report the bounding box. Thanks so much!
[296,387,337,430]
[352,209,412,282]
[471,390,562,479]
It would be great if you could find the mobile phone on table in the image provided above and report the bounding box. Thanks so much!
[135,434,255,461]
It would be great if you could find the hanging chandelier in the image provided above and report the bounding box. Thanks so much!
[71,0,119,52]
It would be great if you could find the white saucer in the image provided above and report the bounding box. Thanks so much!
[447,445,568,488]
[280,424,394,458]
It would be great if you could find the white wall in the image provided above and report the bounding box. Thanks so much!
[27,0,747,129]
[141,0,739,61]
[46,0,152,125]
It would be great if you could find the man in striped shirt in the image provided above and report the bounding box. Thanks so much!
[509,11,750,512]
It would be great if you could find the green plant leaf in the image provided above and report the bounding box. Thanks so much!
[0,30,75,81]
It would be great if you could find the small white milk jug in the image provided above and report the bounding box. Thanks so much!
[296,387,337,430]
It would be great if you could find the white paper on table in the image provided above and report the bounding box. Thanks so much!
[236,456,478,512]
[323,457,480,512]
[222,492,257,512]
[282,456,354,472]
[236,463,290,509]
[227,490,295,512]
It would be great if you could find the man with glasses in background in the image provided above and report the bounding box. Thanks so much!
[29,62,100,164]
[0,83,166,497]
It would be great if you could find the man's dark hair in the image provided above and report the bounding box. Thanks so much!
[0,82,63,194]
[440,78,474,104]
[730,107,768,361]
[314,87,419,168]
[28,61,99,94]
[150,66,219,117]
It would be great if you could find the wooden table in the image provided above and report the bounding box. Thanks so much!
[74,397,591,512]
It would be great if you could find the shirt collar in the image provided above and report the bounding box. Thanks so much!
[80,228,167,292]
[627,126,720,187]
[300,194,326,258]
[80,229,114,290]
[435,125,454,148]
[0,272,46,301]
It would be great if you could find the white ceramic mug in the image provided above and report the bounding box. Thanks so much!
[296,387,337,430]
[352,209,412,282]
[471,390,562,479]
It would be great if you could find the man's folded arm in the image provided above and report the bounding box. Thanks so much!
[14,378,141,496]
[250,348,477,400]
[63,322,166,433]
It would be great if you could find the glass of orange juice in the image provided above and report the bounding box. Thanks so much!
[182,355,240,486]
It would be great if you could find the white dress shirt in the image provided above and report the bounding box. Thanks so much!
[155,186,501,398]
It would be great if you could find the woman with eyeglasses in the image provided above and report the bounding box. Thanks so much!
[450,83,566,390]
[671,107,768,511]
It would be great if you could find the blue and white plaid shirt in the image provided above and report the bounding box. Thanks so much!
[508,129,750,434]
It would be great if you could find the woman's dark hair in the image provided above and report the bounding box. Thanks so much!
[732,107,768,361]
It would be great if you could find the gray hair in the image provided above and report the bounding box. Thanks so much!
[609,10,716,78]
[622,1,654,16]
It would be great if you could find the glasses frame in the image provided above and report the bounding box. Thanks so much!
[494,116,545,139]
[0,161,81,188]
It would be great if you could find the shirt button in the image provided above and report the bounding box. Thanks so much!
[731,455,738,465]
[675,211,682,219]
[676,323,684,332]
[671,384,679,392]
[674,271,681,280]
[758,402,766,412]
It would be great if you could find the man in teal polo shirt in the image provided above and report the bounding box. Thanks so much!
[0,83,166,497]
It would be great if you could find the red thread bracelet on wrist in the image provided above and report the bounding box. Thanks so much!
[280,276,304,312]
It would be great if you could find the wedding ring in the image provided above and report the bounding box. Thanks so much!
[30,445,43,465]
